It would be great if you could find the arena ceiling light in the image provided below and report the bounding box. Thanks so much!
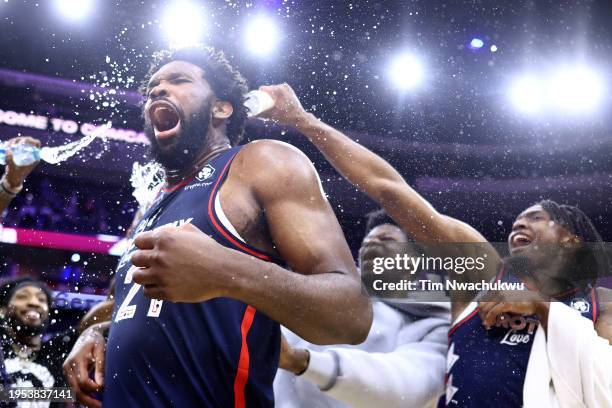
[469,38,484,49]
[509,65,606,116]
[549,66,605,114]
[509,76,544,114]
[162,1,206,49]
[388,52,424,91]
[55,0,95,21]
[244,15,280,56]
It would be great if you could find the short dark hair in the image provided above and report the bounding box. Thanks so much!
[364,209,406,238]
[539,199,609,287]
[143,46,249,146]
[0,277,53,310]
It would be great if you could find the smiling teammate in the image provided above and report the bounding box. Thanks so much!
[259,83,612,407]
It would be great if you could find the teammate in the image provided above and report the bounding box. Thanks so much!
[63,47,372,408]
[259,83,612,406]
[275,209,450,408]
[0,137,40,217]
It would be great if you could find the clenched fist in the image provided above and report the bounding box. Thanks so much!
[130,223,236,302]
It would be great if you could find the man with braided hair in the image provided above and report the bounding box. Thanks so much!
[259,83,612,407]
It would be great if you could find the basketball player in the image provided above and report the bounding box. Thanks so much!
[63,47,372,408]
[0,137,40,216]
[260,83,612,406]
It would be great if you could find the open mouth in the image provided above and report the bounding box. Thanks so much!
[510,233,533,251]
[148,100,181,142]
[23,310,41,321]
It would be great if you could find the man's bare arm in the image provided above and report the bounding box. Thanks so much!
[130,141,372,345]
[231,140,373,344]
[260,85,492,247]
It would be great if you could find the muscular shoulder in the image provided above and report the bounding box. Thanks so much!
[233,140,322,198]
[237,139,314,175]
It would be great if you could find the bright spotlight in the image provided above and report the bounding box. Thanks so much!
[162,2,206,49]
[550,66,605,113]
[389,53,424,91]
[509,76,544,114]
[470,38,484,49]
[55,0,94,21]
[244,15,280,56]
[71,253,81,263]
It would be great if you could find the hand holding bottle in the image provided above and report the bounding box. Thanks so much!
[256,84,311,126]
[0,136,41,192]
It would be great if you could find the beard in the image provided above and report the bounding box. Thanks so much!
[144,98,213,170]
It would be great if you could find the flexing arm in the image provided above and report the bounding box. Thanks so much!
[0,137,40,216]
[131,141,372,345]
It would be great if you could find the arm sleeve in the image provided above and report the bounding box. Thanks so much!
[302,322,448,408]
[546,301,612,407]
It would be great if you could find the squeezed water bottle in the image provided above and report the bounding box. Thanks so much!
[0,143,41,166]
[244,90,275,117]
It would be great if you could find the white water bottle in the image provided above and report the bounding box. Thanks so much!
[244,90,275,117]
[0,143,41,166]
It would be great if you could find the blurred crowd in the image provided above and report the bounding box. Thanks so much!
[1,176,135,236]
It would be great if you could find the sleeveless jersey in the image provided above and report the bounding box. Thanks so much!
[443,267,599,407]
[104,147,281,408]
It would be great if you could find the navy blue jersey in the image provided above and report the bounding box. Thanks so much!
[444,267,599,407]
[104,147,281,408]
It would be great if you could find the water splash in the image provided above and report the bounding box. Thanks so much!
[40,122,112,164]
[130,161,165,209]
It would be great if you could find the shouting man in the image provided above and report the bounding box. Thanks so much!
[63,47,371,408]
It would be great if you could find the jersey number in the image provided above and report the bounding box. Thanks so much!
[115,266,164,322]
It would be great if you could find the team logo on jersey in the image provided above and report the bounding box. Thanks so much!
[570,298,590,313]
[196,164,215,181]
[496,313,539,346]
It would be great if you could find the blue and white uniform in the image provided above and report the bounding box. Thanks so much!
[444,267,599,407]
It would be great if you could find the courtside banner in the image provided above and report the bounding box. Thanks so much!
[0,226,120,254]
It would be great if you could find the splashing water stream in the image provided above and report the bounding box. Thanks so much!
[130,161,165,210]
[39,122,112,164]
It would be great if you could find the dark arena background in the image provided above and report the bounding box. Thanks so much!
[0,0,611,402]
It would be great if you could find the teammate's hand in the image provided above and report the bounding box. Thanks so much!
[130,223,231,302]
[258,83,310,126]
[63,325,106,408]
[478,290,550,329]
[3,136,41,189]
[279,334,310,375]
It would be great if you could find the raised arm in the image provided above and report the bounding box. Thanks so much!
[260,84,488,246]
[0,137,40,216]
